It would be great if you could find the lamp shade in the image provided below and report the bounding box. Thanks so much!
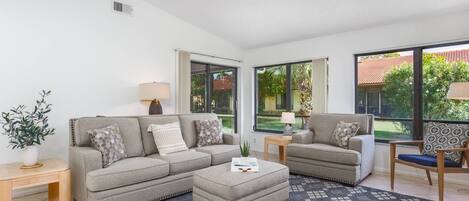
[447,82,469,100]
[139,82,170,101]
[281,112,296,124]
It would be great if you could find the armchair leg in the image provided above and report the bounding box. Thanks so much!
[425,170,432,186]
[390,143,396,190]
[437,151,445,201]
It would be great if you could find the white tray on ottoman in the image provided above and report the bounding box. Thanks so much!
[193,159,290,201]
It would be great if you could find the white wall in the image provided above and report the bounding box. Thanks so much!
[241,11,469,184]
[0,0,242,165]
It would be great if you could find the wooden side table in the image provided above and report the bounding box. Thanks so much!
[264,135,292,162]
[0,159,71,201]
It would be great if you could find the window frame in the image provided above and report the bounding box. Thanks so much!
[354,40,469,143]
[254,60,312,133]
[191,61,238,133]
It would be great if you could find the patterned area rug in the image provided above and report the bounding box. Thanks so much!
[165,174,430,201]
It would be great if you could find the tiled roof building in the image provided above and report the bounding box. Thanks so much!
[358,49,469,86]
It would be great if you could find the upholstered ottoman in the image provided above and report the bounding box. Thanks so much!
[193,159,289,201]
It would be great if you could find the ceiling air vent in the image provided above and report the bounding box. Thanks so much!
[113,1,133,15]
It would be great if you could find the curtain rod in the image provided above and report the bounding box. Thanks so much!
[174,49,243,63]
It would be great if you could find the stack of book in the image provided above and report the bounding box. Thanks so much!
[231,157,259,172]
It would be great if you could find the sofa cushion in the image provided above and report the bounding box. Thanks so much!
[137,115,180,155]
[195,145,240,165]
[330,121,360,148]
[398,154,460,167]
[74,117,144,157]
[178,113,218,148]
[148,122,188,156]
[195,119,224,147]
[308,113,373,145]
[148,151,211,175]
[88,124,127,167]
[422,122,469,164]
[287,143,361,165]
[86,157,169,192]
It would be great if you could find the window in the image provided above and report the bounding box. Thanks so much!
[355,41,469,142]
[275,94,286,109]
[191,62,238,133]
[254,61,312,132]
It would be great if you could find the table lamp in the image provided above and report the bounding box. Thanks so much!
[281,112,295,135]
[447,82,469,100]
[139,82,170,115]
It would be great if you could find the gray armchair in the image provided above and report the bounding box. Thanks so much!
[287,113,375,185]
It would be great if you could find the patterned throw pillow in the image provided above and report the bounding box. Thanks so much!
[195,119,224,147]
[88,124,127,168]
[423,122,469,164]
[330,121,360,148]
[148,122,188,156]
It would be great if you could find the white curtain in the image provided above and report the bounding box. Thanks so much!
[176,50,191,114]
[312,58,328,113]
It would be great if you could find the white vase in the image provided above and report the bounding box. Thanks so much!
[22,145,39,166]
[240,156,250,161]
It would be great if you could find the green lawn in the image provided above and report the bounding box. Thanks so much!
[256,116,305,131]
[374,120,412,140]
[256,116,412,140]
[218,115,235,133]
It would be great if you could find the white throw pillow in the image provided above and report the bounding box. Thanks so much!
[148,122,188,156]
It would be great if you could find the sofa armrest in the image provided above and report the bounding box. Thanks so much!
[223,133,240,145]
[349,134,374,153]
[69,146,102,201]
[292,130,314,144]
[349,134,375,178]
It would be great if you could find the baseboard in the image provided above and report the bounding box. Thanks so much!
[12,185,47,198]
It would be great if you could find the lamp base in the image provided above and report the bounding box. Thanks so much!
[149,99,163,115]
[283,124,293,135]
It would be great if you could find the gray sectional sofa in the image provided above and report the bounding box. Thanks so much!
[69,113,240,201]
[287,113,375,185]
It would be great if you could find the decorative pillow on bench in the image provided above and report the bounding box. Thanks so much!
[148,122,188,156]
[330,121,360,148]
[195,119,224,147]
[423,122,469,164]
[88,124,127,168]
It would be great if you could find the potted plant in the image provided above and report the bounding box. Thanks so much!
[0,90,55,167]
[240,141,250,158]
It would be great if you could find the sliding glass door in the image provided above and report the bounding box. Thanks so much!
[190,62,238,133]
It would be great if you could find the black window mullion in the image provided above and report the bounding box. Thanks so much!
[254,68,259,131]
[232,68,238,133]
[413,48,424,140]
[286,64,292,111]
[205,64,211,113]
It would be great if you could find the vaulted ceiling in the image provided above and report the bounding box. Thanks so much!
[148,0,469,49]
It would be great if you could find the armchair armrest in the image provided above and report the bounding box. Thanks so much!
[436,147,469,153]
[349,134,375,177]
[390,140,425,153]
[292,130,313,144]
[349,134,375,153]
[389,140,423,145]
[69,146,102,201]
[223,133,240,145]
